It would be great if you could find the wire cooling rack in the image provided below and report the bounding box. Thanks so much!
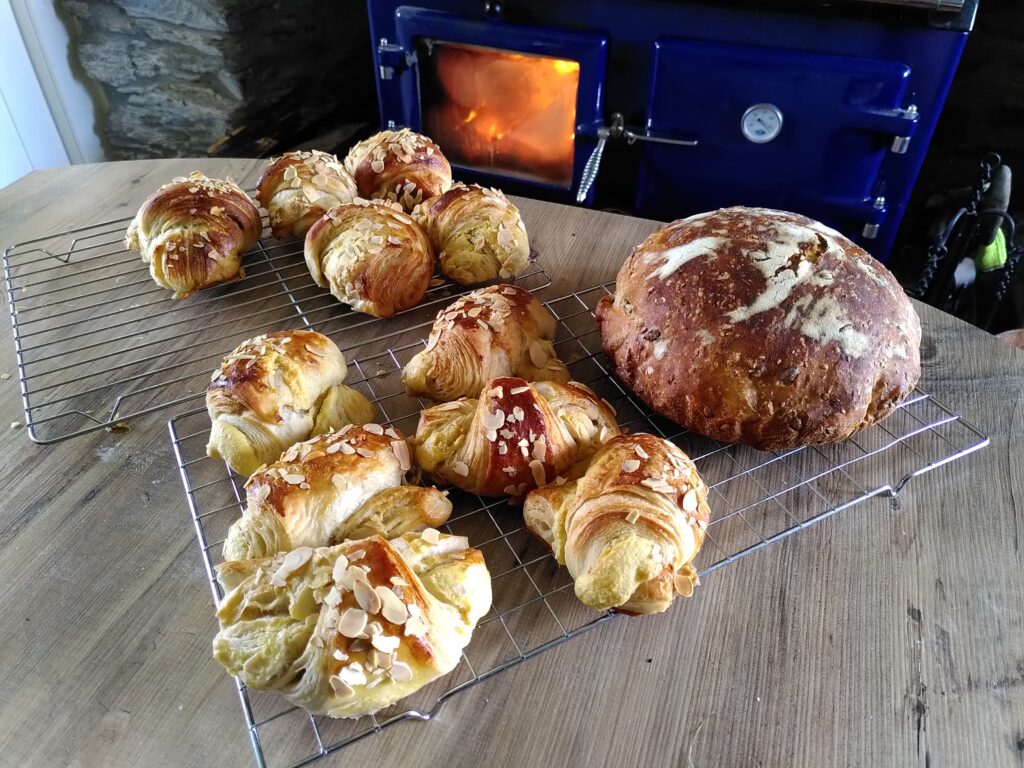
[168,281,988,768]
[2,212,550,444]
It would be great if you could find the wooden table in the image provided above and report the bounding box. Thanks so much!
[1,159,1021,768]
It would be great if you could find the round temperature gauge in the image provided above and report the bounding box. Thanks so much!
[741,103,783,144]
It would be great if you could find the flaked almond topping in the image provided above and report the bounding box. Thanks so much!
[348,549,366,561]
[338,662,367,687]
[635,444,649,460]
[365,620,384,637]
[512,406,525,421]
[622,459,641,473]
[390,576,408,587]
[433,400,464,412]
[482,409,505,433]
[451,460,469,477]
[332,554,350,582]
[371,632,401,653]
[376,586,409,624]
[349,637,371,652]
[332,648,349,662]
[356,447,375,458]
[499,429,514,440]
[283,473,305,485]
[329,675,355,697]
[498,442,508,455]
[391,440,411,471]
[625,509,640,524]
[385,427,401,439]
[510,386,530,395]
[363,423,384,435]
[339,442,356,455]
[331,474,347,490]
[528,459,546,488]
[323,587,342,608]
[304,343,324,357]
[682,489,698,513]
[502,466,517,476]
[354,579,382,614]
[389,660,414,682]
[673,571,695,597]
[255,484,271,502]
[532,437,547,461]
[337,607,368,638]
[326,441,343,454]
[528,341,548,368]
[421,527,441,545]
[280,546,313,574]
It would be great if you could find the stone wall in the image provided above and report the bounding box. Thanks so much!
[58,0,377,159]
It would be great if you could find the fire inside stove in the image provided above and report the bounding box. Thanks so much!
[420,41,580,187]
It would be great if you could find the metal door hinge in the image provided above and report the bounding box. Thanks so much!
[378,38,410,80]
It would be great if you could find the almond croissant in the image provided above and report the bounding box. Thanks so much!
[305,200,435,317]
[125,171,261,298]
[257,150,358,239]
[206,330,374,476]
[344,128,452,211]
[223,425,451,561]
[213,533,491,718]
[523,433,710,615]
[414,184,530,285]
[414,376,620,498]
[403,284,569,402]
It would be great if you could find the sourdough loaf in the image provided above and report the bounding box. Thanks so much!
[596,207,921,450]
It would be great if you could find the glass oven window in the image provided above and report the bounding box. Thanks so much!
[418,40,580,187]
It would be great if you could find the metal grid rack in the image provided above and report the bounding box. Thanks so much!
[2,213,550,444]
[168,282,988,768]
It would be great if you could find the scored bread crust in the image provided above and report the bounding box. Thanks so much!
[596,207,922,450]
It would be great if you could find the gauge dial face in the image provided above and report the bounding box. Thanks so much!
[741,104,783,144]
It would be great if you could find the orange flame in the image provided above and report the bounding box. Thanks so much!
[424,43,580,186]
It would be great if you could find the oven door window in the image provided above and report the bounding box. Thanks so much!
[418,40,580,188]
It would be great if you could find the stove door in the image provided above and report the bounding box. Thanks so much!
[389,8,607,202]
[635,38,915,245]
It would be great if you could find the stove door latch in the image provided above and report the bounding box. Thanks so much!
[576,112,699,203]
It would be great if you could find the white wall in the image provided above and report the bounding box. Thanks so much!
[10,0,104,164]
[0,0,104,189]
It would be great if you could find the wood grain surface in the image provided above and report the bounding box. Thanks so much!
[0,159,1021,768]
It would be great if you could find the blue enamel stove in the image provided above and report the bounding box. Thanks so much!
[367,0,977,261]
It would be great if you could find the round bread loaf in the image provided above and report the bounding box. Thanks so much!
[596,207,921,450]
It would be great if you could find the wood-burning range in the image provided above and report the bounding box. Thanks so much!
[367,0,977,260]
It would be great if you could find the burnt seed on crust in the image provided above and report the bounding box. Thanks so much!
[779,367,800,383]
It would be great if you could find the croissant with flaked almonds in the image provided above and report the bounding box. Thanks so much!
[206,330,375,476]
[403,284,569,402]
[305,200,434,318]
[213,532,491,718]
[523,433,710,615]
[125,171,261,298]
[223,424,451,561]
[414,376,620,498]
[414,183,530,285]
[344,128,452,211]
[257,150,358,239]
